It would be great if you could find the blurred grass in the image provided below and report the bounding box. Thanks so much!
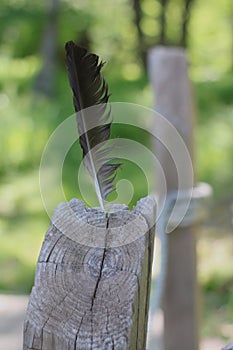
[0,54,232,342]
[198,226,233,341]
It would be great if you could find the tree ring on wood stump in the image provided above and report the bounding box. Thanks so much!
[85,248,123,280]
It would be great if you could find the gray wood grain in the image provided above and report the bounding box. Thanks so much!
[23,197,155,350]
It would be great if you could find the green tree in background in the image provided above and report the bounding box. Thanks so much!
[0,0,231,85]
[131,0,195,68]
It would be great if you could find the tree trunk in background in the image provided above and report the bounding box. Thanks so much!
[34,0,59,97]
[180,0,195,47]
[158,0,168,45]
[131,0,147,70]
[77,30,91,53]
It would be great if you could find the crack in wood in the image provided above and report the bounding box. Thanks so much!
[90,215,109,312]
[74,312,86,344]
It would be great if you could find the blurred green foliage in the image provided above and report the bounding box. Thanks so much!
[0,0,232,342]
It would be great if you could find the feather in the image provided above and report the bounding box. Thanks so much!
[65,41,121,210]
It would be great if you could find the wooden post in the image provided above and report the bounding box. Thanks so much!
[148,47,198,350]
[222,342,233,350]
[23,196,155,350]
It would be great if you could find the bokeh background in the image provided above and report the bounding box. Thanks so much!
[0,0,232,345]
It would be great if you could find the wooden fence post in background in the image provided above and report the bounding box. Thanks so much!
[222,341,233,350]
[148,46,199,350]
[23,196,155,350]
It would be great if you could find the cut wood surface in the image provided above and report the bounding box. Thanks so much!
[23,196,156,350]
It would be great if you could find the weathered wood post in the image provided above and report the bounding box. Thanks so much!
[223,342,233,350]
[23,196,155,349]
[148,47,198,350]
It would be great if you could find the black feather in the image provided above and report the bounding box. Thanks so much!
[65,41,121,208]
